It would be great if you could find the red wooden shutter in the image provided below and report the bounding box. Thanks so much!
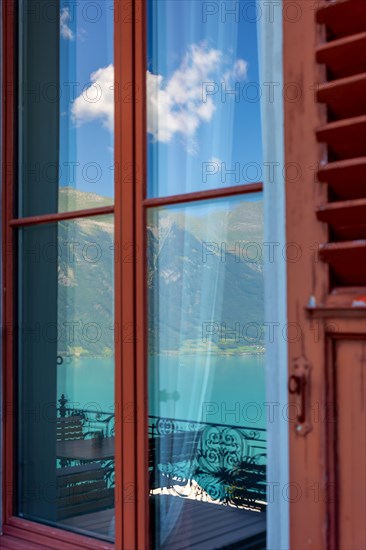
[285,2,366,549]
[316,0,366,299]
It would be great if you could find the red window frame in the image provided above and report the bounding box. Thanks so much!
[1,1,263,548]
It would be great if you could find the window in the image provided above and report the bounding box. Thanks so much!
[2,1,267,548]
[148,196,265,548]
[146,2,266,548]
[16,0,115,542]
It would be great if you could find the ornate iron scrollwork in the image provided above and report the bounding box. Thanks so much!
[149,415,267,510]
[57,401,267,507]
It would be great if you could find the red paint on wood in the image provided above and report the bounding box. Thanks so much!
[10,206,115,227]
[143,183,263,208]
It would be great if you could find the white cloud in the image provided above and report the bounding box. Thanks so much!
[209,156,222,166]
[72,64,114,131]
[223,58,248,84]
[186,140,199,156]
[60,7,74,41]
[232,59,248,79]
[77,28,87,42]
[147,44,248,152]
[70,43,248,151]
[147,44,222,147]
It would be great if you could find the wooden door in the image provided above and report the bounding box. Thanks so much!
[333,339,366,549]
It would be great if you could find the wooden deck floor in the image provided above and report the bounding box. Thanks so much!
[152,495,266,549]
[60,507,114,540]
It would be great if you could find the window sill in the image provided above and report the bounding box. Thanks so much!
[1,517,114,550]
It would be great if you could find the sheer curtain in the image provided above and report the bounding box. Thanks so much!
[257,2,289,549]
[147,2,264,547]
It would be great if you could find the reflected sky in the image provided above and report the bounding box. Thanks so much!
[147,0,263,197]
[59,0,114,199]
[58,0,263,200]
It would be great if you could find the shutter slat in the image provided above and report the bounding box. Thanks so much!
[317,157,366,200]
[316,198,366,240]
[316,0,366,40]
[317,73,366,119]
[316,32,366,79]
[316,116,366,160]
[319,241,366,286]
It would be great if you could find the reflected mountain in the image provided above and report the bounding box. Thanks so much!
[57,189,264,357]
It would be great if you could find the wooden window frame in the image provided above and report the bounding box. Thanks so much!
[1,1,263,548]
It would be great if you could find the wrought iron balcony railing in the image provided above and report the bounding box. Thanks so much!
[57,397,267,510]
[58,394,115,438]
[149,415,266,510]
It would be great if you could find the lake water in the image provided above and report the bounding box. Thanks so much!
[57,354,266,431]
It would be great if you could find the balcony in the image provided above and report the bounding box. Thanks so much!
[55,398,266,547]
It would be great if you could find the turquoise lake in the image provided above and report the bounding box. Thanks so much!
[57,354,266,430]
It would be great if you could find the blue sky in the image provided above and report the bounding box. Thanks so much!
[59,0,114,200]
[147,0,263,197]
[59,0,262,200]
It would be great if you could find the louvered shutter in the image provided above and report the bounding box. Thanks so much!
[316,0,366,297]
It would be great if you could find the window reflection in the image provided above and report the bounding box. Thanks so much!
[18,216,115,541]
[148,195,266,549]
[19,0,114,216]
[147,0,263,197]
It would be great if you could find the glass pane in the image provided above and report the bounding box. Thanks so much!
[147,0,262,197]
[148,195,266,548]
[18,215,115,542]
[19,0,114,216]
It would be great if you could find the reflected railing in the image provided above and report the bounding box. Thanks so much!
[57,398,267,511]
[149,415,266,511]
[58,394,115,438]
[57,394,115,488]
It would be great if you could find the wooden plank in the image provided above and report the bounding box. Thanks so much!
[0,535,51,549]
[56,437,114,461]
[57,463,102,483]
[317,73,366,119]
[316,0,366,39]
[56,459,114,520]
[61,509,114,534]
[170,505,263,542]
[3,517,113,550]
[143,183,263,208]
[114,1,139,547]
[315,32,366,79]
[2,525,81,550]
[153,496,266,549]
[335,340,366,548]
[58,488,114,508]
[134,2,149,548]
[61,513,114,539]
[316,32,366,79]
[316,115,366,159]
[319,240,366,286]
[317,157,366,200]
[316,198,366,240]
[2,0,16,525]
[58,498,114,521]
[58,480,106,499]
[10,206,114,227]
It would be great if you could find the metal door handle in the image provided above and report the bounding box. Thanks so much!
[288,357,312,436]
